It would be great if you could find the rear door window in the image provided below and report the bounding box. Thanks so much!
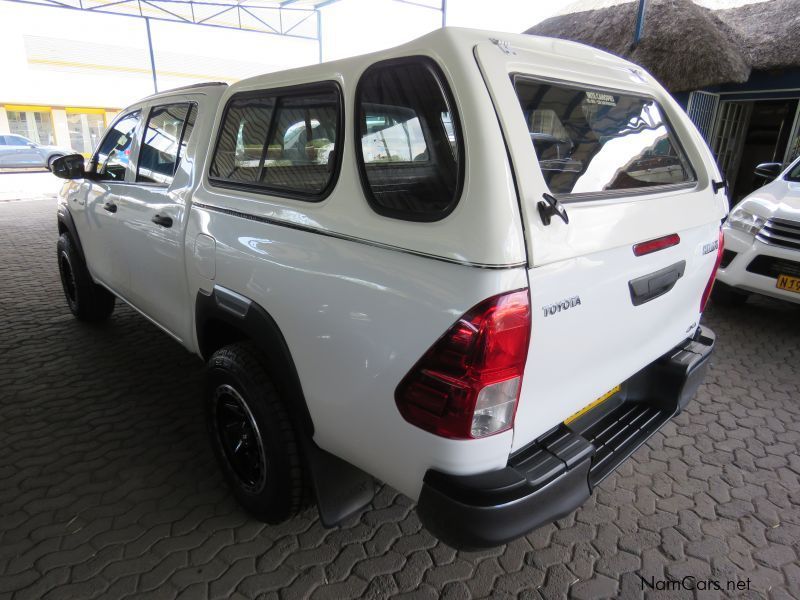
[355,57,464,221]
[209,83,341,200]
[513,77,696,198]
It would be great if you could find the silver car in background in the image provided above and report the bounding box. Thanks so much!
[0,134,74,170]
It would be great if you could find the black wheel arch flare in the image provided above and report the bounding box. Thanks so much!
[195,287,375,526]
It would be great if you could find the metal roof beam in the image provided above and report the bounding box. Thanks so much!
[2,0,323,38]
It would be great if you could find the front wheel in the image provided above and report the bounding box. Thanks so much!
[205,342,305,523]
[57,232,115,322]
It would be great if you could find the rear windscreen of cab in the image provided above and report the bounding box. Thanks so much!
[513,77,697,198]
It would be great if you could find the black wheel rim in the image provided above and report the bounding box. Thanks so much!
[214,384,267,493]
[58,251,77,304]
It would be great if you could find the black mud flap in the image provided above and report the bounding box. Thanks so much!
[300,438,375,527]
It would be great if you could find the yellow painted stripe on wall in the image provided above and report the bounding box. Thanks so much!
[5,104,52,112]
[28,57,234,82]
[65,107,107,114]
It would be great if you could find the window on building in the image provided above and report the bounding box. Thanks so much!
[67,110,107,156]
[355,58,464,221]
[137,103,196,185]
[513,78,696,198]
[91,111,140,181]
[209,83,341,199]
[5,108,55,145]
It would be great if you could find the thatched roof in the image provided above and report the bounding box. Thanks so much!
[526,0,794,93]
[717,0,800,71]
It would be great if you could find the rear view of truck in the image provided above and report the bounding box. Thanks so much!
[414,32,728,548]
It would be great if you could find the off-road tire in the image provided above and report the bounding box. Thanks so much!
[56,232,116,322]
[206,341,305,523]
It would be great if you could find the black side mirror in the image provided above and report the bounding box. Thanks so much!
[754,162,782,180]
[51,153,86,179]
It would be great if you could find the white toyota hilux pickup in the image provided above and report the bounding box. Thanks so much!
[52,28,726,549]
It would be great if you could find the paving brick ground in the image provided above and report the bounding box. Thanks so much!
[1,196,799,599]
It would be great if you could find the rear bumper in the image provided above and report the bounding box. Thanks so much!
[417,326,715,549]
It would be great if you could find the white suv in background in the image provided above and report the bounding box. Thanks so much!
[714,157,800,305]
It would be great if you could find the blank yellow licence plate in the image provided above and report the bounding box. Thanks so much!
[564,385,621,425]
[777,274,800,294]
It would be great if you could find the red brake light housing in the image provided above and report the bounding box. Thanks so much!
[395,289,531,439]
[700,227,725,312]
[633,233,681,256]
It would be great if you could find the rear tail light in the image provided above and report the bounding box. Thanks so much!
[700,228,725,312]
[395,290,531,439]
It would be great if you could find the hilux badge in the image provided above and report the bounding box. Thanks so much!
[702,240,719,255]
[542,295,581,317]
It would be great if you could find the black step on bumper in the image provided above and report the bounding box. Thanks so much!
[417,326,715,549]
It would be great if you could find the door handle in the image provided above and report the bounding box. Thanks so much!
[538,193,569,226]
[103,202,117,213]
[151,214,173,228]
[628,260,686,306]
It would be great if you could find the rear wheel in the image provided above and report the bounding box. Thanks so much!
[57,232,115,321]
[206,341,305,523]
[711,282,748,306]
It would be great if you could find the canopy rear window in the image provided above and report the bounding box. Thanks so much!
[513,77,696,198]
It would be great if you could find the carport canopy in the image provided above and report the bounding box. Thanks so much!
[4,0,447,91]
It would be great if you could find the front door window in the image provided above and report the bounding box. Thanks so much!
[91,111,141,181]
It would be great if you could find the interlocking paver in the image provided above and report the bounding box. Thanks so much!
[1,196,799,598]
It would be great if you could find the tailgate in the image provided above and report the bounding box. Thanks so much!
[474,39,728,451]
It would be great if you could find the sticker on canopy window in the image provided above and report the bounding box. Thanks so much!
[584,91,616,106]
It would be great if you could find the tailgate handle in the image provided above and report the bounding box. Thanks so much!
[628,260,686,306]
[538,193,569,226]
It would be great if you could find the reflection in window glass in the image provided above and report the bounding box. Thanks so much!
[210,96,276,183]
[137,103,195,184]
[514,80,696,196]
[362,105,427,163]
[92,111,140,181]
[357,60,463,220]
[261,92,339,194]
[209,86,341,197]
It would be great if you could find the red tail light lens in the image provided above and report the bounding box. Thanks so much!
[395,290,531,439]
[633,233,680,256]
[700,228,725,312]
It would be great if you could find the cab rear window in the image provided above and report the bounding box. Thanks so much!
[513,77,696,198]
[209,82,342,201]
